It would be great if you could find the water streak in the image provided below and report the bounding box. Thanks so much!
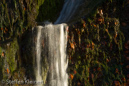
[36,27,42,84]
[55,0,84,24]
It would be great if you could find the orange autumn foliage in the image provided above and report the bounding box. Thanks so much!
[86,44,91,48]
[123,83,127,86]
[69,56,72,60]
[115,68,119,73]
[7,68,9,74]
[4,30,6,34]
[5,28,8,31]
[114,33,117,38]
[105,29,108,32]
[115,22,118,25]
[70,42,75,49]
[121,77,126,81]
[114,81,120,86]
[24,8,26,11]
[1,28,3,30]
[70,74,74,80]
[93,24,97,27]
[77,30,81,34]
[1,52,5,57]
[91,42,95,49]
[83,23,86,28]
[91,74,94,79]
[106,58,110,62]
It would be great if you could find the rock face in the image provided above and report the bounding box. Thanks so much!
[1,0,129,86]
[120,3,129,41]
[55,0,104,24]
[0,38,19,83]
[0,0,64,84]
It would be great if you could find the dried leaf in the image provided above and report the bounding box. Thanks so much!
[114,33,117,38]
[70,42,75,49]
[92,42,95,49]
[114,81,120,86]
[5,27,8,31]
[83,23,86,28]
[70,74,74,80]
[105,29,108,32]
[121,77,126,81]
[7,68,9,74]
[106,58,110,62]
[115,68,119,73]
[1,52,5,57]
[1,28,3,30]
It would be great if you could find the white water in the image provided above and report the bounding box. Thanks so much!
[36,27,42,84]
[60,25,68,86]
[35,0,88,85]
[35,24,68,86]
[46,24,68,86]
[34,0,104,85]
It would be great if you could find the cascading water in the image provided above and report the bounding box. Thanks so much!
[36,27,42,84]
[35,23,68,86]
[55,0,84,24]
[34,0,100,85]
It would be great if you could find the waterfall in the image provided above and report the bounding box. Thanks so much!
[36,27,42,84]
[55,0,84,24]
[60,25,68,86]
[35,0,89,85]
[35,23,68,86]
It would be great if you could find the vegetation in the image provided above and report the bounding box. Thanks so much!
[0,0,64,83]
[68,0,129,85]
[0,0,129,86]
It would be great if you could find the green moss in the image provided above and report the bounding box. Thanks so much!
[0,47,3,80]
[67,1,126,85]
[6,38,19,74]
